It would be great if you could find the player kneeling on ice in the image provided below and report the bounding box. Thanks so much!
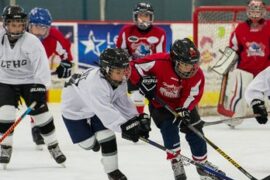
[61,48,151,180]
[245,66,270,125]
[0,5,66,169]
[129,38,225,180]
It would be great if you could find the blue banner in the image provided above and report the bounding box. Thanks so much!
[77,23,172,68]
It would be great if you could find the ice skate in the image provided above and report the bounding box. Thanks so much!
[107,169,127,180]
[197,161,225,180]
[171,158,187,180]
[48,143,66,167]
[0,145,12,170]
[32,126,45,150]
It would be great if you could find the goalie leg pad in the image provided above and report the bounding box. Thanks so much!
[218,69,253,121]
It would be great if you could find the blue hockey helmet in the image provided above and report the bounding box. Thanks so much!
[28,7,52,27]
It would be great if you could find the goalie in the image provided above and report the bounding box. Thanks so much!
[211,0,270,127]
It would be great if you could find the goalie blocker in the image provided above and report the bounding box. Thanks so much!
[211,47,238,75]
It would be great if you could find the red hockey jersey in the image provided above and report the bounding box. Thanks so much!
[129,53,205,110]
[116,25,166,60]
[229,20,270,76]
[42,27,73,61]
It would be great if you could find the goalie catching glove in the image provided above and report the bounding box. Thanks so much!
[56,60,73,78]
[251,99,268,124]
[121,113,151,142]
[139,76,157,100]
[211,47,238,75]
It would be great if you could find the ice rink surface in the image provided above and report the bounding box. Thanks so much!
[1,103,270,180]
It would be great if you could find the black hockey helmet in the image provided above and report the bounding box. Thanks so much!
[2,5,28,40]
[170,38,200,78]
[133,2,154,30]
[100,48,130,88]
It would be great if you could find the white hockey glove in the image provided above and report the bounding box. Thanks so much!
[210,47,238,75]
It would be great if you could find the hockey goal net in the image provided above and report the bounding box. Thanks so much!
[193,6,270,115]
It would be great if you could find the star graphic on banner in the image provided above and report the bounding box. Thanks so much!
[80,30,106,56]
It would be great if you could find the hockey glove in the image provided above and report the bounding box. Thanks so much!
[29,84,47,109]
[121,114,151,142]
[137,113,151,139]
[251,99,268,124]
[56,60,72,78]
[173,108,191,128]
[139,76,157,100]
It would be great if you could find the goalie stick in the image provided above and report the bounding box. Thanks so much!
[139,137,233,180]
[153,96,270,180]
[0,102,36,143]
[203,112,270,127]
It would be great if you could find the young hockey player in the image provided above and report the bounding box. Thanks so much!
[212,0,270,127]
[28,7,73,149]
[129,38,224,180]
[116,2,166,114]
[245,66,270,124]
[61,48,151,180]
[0,5,66,169]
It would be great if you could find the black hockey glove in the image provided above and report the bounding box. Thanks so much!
[173,108,191,128]
[139,76,157,100]
[251,99,268,124]
[121,114,151,142]
[29,84,47,109]
[137,113,151,139]
[56,60,72,78]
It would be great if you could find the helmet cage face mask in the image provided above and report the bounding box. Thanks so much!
[133,11,154,30]
[174,60,199,79]
[247,0,266,20]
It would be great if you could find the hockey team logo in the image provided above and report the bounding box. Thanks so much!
[0,59,27,68]
[246,42,265,57]
[159,82,181,98]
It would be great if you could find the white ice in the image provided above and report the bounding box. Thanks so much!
[1,103,270,180]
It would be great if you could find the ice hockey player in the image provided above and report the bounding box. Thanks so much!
[116,2,166,114]
[61,48,151,180]
[28,7,73,149]
[245,66,270,124]
[0,5,66,169]
[129,38,224,180]
[211,0,270,127]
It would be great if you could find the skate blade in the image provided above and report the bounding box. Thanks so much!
[35,145,44,151]
[60,163,66,168]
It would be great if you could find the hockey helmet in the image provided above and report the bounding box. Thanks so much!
[29,7,52,27]
[2,5,28,40]
[170,38,200,78]
[100,48,130,88]
[133,2,154,30]
[246,0,266,21]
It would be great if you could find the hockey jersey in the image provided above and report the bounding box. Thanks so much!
[230,20,270,76]
[61,67,138,132]
[129,53,205,111]
[116,24,166,59]
[0,29,51,87]
[42,27,73,61]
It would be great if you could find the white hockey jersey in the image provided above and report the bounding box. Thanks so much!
[0,29,51,87]
[245,66,270,105]
[61,67,138,132]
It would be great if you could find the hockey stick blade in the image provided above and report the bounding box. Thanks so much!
[203,112,270,127]
[139,137,234,180]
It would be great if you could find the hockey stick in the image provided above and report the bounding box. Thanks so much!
[0,102,36,143]
[139,137,234,180]
[153,96,270,180]
[203,112,270,127]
